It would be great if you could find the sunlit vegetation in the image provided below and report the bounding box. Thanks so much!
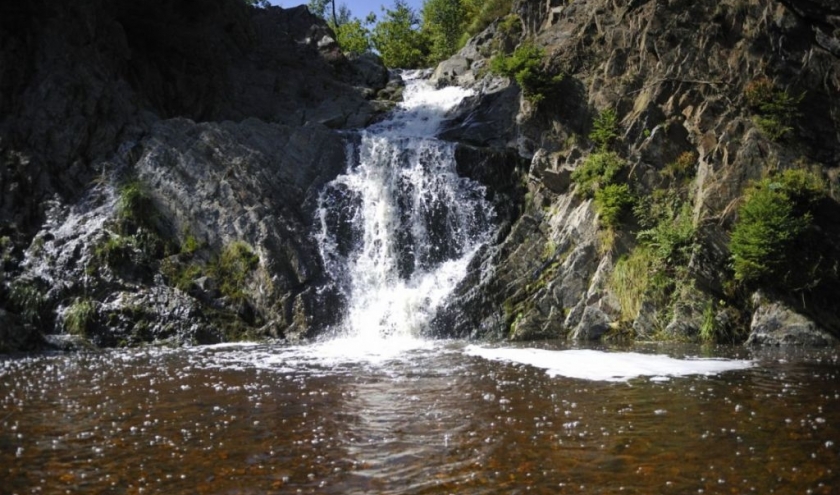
[744,77,803,141]
[589,108,619,150]
[309,0,519,68]
[489,43,563,103]
[730,169,826,290]
[571,151,625,198]
[64,298,97,337]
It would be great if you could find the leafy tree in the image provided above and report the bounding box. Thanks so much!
[308,0,330,17]
[422,0,466,63]
[372,0,428,68]
[244,0,270,7]
[333,19,372,54]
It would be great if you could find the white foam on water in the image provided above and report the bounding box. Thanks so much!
[464,346,754,382]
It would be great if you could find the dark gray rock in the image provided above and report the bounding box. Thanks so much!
[0,0,387,350]
[747,295,838,346]
[570,306,611,341]
[0,309,38,353]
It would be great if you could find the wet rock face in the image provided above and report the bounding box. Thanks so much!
[0,0,387,350]
[434,0,840,343]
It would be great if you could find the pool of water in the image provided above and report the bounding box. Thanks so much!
[1,340,838,494]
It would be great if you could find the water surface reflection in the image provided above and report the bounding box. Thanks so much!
[1,341,838,494]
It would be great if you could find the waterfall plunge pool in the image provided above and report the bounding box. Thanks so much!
[2,340,839,495]
[5,73,838,495]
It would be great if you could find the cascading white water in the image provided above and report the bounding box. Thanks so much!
[315,71,494,351]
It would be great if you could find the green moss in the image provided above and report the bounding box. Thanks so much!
[181,234,201,255]
[93,234,134,270]
[212,241,260,304]
[161,259,204,292]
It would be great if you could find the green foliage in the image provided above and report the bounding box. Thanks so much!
[181,234,201,255]
[489,43,562,103]
[570,151,624,198]
[332,19,372,54]
[594,183,634,228]
[308,0,331,17]
[422,0,466,64]
[589,109,619,150]
[744,77,803,141]
[497,13,521,36]
[93,234,134,270]
[635,191,696,265]
[372,0,429,68]
[64,298,97,337]
[698,300,717,343]
[461,0,515,43]
[243,0,270,7]
[9,281,47,325]
[611,247,655,323]
[114,179,174,258]
[730,169,825,288]
[212,241,260,304]
[161,258,204,292]
[664,151,697,182]
[116,180,155,235]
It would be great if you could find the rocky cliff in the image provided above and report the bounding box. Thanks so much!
[433,0,840,345]
[0,0,392,351]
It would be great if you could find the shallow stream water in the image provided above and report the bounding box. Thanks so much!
[2,340,838,495]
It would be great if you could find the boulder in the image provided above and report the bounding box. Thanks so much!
[747,295,838,346]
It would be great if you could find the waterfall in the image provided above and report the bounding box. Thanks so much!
[315,71,494,343]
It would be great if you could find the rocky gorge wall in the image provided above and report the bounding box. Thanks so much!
[0,0,394,351]
[433,0,840,345]
[2,0,839,352]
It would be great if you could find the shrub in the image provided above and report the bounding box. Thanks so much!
[461,0,515,43]
[595,183,634,228]
[9,281,47,325]
[635,192,695,265]
[571,151,624,197]
[116,180,155,235]
[730,169,825,288]
[212,241,260,304]
[744,77,803,141]
[64,298,97,337]
[589,109,619,150]
[93,234,134,269]
[490,43,563,103]
[664,151,697,182]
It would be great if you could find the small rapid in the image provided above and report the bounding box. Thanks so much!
[315,71,493,352]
